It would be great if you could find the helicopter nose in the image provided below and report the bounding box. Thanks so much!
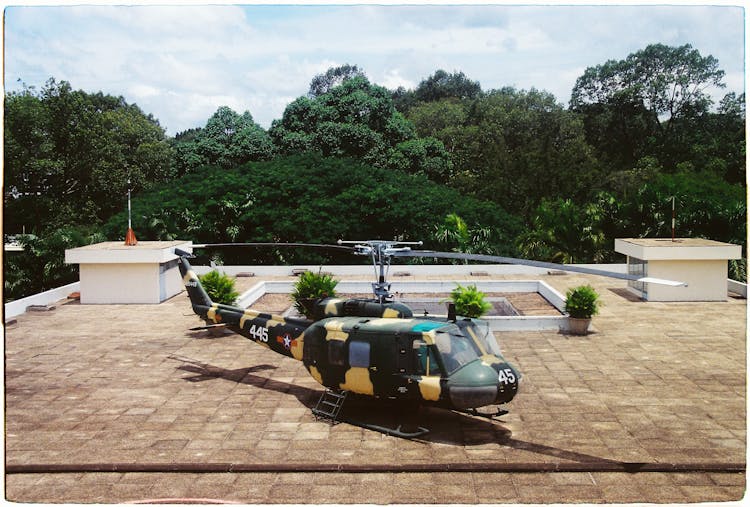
[446,360,503,409]
[493,361,520,404]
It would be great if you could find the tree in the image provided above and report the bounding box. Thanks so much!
[172,106,274,174]
[434,213,495,258]
[4,78,174,233]
[516,198,607,264]
[414,69,482,103]
[571,43,727,172]
[392,69,482,114]
[388,137,453,183]
[408,99,470,138]
[4,226,105,302]
[270,75,451,175]
[517,170,747,265]
[102,154,523,264]
[308,64,367,97]
[409,87,600,217]
[572,44,725,125]
[621,171,746,246]
[670,92,746,184]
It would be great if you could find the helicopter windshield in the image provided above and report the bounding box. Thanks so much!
[433,328,482,374]
[463,320,503,356]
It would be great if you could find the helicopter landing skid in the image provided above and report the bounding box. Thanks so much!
[339,416,430,439]
[313,389,429,439]
[457,407,509,421]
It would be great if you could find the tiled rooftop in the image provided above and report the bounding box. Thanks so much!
[4,271,747,503]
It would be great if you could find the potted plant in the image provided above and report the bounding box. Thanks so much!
[199,270,239,305]
[564,285,601,335]
[449,283,492,319]
[198,270,239,335]
[290,270,339,319]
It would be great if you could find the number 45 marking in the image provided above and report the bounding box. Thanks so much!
[498,368,516,384]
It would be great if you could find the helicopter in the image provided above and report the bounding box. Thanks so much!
[174,240,685,438]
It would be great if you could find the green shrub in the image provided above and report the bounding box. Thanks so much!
[729,258,746,282]
[3,226,105,303]
[290,270,339,319]
[450,283,492,318]
[564,285,601,319]
[199,270,239,306]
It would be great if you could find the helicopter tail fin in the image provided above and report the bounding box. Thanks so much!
[175,248,212,312]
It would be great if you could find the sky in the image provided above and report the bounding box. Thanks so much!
[3,1,746,136]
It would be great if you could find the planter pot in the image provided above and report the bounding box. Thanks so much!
[296,298,319,319]
[567,317,591,335]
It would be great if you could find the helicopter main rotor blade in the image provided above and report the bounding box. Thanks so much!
[191,242,357,252]
[392,250,687,287]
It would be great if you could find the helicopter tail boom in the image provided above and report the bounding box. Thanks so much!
[175,248,213,312]
[175,248,308,360]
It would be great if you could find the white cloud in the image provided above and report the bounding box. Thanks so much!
[4,4,745,134]
[377,69,415,91]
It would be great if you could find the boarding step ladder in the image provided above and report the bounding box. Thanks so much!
[312,388,348,424]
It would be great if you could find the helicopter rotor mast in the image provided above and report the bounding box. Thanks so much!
[337,240,423,303]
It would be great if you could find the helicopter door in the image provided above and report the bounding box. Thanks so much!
[302,324,331,387]
[395,335,411,375]
[393,335,413,396]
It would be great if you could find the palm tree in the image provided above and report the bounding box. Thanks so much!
[434,213,495,262]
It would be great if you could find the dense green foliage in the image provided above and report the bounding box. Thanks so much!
[198,270,239,306]
[570,44,742,179]
[434,213,496,260]
[4,226,105,301]
[172,106,275,175]
[4,42,746,301]
[269,75,453,181]
[409,87,599,216]
[4,79,174,233]
[291,270,339,318]
[393,69,483,112]
[308,64,367,98]
[564,285,601,319]
[101,154,523,264]
[450,283,492,319]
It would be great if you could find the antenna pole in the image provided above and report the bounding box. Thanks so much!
[124,178,138,246]
[671,196,675,242]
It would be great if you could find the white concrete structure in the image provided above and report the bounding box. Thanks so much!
[65,241,192,304]
[235,279,568,332]
[614,238,742,302]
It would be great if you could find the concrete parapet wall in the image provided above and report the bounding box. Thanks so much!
[5,282,80,320]
[727,279,747,298]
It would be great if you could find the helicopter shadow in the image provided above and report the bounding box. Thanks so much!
[168,355,511,445]
[185,326,234,340]
[412,408,627,466]
[167,355,622,465]
[167,354,321,409]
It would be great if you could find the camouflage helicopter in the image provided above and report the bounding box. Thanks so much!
[175,240,684,438]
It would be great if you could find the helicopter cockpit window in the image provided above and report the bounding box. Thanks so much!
[412,340,441,376]
[349,340,370,368]
[434,330,481,374]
